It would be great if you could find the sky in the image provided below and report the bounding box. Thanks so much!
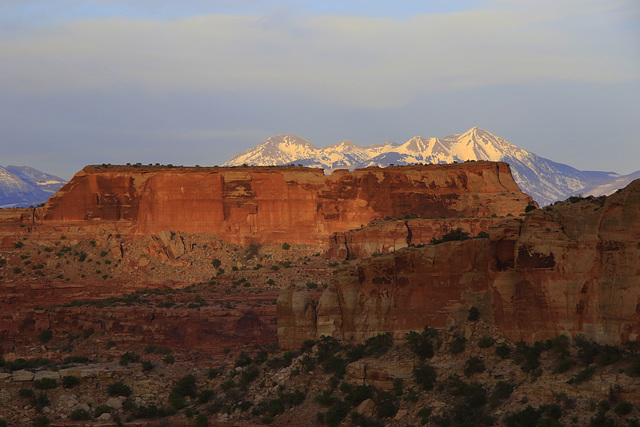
[1,0,639,180]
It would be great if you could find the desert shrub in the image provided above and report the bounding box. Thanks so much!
[575,336,621,366]
[504,405,540,427]
[107,381,132,397]
[38,330,52,344]
[282,242,290,250]
[405,326,438,360]
[376,391,398,418]
[478,336,495,348]
[281,389,306,407]
[322,356,347,378]
[62,375,80,388]
[468,306,480,321]
[614,401,633,415]
[163,355,175,364]
[196,413,209,427]
[70,408,91,420]
[173,374,197,398]
[567,366,596,385]
[364,332,393,357]
[344,384,373,406]
[234,352,252,368]
[589,411,616,427]
[430,228,470,244]
[492,381,515,400]
[442,378,493,426]
[393,378,404,396]
[33,416,50,426]
[413,363,437,390]
[63,355,90,364]
[207,368,222,378]
[119,351,140,366]
[94,405,112,417]
[239,367,260,388]
[19,388,35,398]
[346,344,365,362]
[350,413,384,427]
[546,335,570,357]
[450,335,467,354]
[0,418,5,427]
[464,356,486,377]
[513,341,543,373]
[317,336,344,363]
[34,378,57,390]
[496,343,511,359]
[552,358,573,374]
[324,399,350,427]
[212,259,221,268]
[32,392,50,412]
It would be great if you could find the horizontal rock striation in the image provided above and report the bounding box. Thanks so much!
[278,180,640,348]
[325,217,506,259]
[32,162,531,247]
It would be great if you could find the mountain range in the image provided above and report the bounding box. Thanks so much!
[0,165,67,208]
[224,127,638,206]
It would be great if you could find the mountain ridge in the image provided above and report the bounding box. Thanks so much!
[223,127,632,206]
[0,165,66,208]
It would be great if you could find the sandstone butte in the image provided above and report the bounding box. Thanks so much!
[278,179,640,348]
[0,162,533,248]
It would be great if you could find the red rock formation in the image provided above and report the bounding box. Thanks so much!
[325,217,506,259]
[279,180,640,348]
[35,163,532,246]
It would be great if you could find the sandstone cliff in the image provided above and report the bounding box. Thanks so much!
[325,217,506,259]
[279,180,640,348]
[33,162,532,246]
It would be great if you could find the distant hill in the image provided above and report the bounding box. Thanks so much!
[0,165,66,208]
[224,127,636,206]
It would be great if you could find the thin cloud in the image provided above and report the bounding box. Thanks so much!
[1,2,637,109]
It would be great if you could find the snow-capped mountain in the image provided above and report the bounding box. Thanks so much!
[0,165,66,208]
[224,127,636,206]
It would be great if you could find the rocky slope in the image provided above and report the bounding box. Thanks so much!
[279,179,640,349]
[224,127,635,206]
[29,162,532,247]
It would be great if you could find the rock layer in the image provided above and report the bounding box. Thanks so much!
[325,217,505,259]
[279,180,640,348]
[33,162,532,246]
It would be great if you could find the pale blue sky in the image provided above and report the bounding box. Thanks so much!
[1,0,639,179]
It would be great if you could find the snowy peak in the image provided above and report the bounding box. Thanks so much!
[225,134,318,166]
[0,165,67,207]
[6,165,66,193]
[222,128,634,206]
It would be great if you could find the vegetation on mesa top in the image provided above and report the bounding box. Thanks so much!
[86,160,505,172]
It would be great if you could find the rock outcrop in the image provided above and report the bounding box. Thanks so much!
[278,180,640,348]
[325,217,505,259]
[32,162,532,246]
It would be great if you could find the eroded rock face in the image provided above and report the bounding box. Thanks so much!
[279,180,640,347]
[325,217,505,259]
[34,163,532,246]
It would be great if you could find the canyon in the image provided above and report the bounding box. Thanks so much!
[278,180,640,349]
[1,163,639,426]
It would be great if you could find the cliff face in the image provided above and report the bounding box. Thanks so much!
[36,163,532,246]
[278,180,640,348]
[325,217,505,259]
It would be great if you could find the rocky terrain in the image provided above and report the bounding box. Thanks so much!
[280,179,640,349]
[0,164,638,426]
